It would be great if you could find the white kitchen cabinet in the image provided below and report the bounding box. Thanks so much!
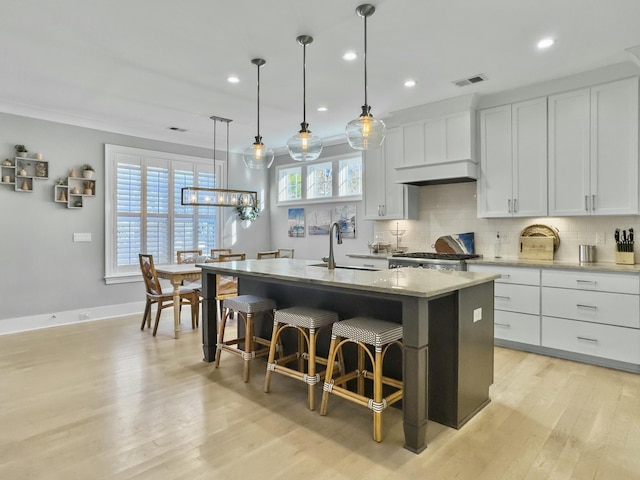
[478,97,547,218]
[548,77,639,216]
[363,127,418,220]
[467,264,541,345]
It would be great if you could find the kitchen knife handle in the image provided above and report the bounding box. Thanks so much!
[592,194,596,211]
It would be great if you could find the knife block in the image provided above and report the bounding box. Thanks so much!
[615,251,635,265]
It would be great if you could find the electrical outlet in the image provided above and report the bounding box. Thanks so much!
[73,233,92,242]
[596,232,605,244]
[473,308,482,322]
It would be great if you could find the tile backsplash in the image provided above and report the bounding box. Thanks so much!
[374,182,640,264]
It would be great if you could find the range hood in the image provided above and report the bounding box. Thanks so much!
[386,94,478,186]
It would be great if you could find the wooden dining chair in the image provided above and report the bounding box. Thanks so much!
[176,249,203,264]
[138,254,200,336]
[210,248,232,260]
[277,248,294,258]
[257,250,280,259]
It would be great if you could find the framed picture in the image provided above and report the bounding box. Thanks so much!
[288,208,305,237]
[307,208,331,235]
[333,204,356,239]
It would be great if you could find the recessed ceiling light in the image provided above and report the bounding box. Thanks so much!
[537,37,555,50]
[317,106,328,112]
[404,79,417,87]
[227,75,240,83]
[342,51,357,61]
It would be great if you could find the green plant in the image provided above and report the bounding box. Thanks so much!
[82,164,95,172]
[56,177,67,186]
[14,144,27,153]
[237,202,260,221]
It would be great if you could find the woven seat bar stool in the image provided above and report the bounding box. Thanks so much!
[264,306,342,411]
[215,294,277,382]
[320,317,403,442]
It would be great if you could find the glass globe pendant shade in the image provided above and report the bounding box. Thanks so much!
[243,136,274,169]
[346,105,386,150]
[287,123,323,161]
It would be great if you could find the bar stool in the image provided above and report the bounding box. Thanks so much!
[320,317,403,442]
[215,294,277,382]
[264,306,342,411]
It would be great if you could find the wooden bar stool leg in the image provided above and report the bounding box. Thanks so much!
[243,312,253,383]
[264,320,281,393]
[373,348,383,442]
[297,329,305,372]
[307,328,317,411]
[215,308,230,368]
[320,336,339,416]
[357,344,365,395]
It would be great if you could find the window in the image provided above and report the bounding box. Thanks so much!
[105,145,224,283]
[277,154,362,204]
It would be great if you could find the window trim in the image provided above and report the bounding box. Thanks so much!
[104,144,225,284]
[276,152,363,206]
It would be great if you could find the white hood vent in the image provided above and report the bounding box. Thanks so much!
[386,95,478,186]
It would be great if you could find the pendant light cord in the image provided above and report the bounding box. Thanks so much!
[302,41,307,127]
[363,13,368,108]
[256,63,261,140]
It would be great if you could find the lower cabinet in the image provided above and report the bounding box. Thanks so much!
[468,263,640,372]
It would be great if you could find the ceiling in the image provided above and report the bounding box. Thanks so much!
[2,0,640,155]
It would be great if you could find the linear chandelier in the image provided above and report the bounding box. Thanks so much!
[181,116,258,207]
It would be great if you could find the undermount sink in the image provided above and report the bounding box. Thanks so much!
[310,263,380,271]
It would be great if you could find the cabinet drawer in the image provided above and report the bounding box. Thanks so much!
[468,265,540,286]
[542,287,640,328]
[495,283,540,315]
[542,269,639,294]
[494,310,540,345]
[542,317,640,365]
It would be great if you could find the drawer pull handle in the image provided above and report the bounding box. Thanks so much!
[576,304,597,310]
[495,322,511,328]
[576,280,597,286]
[577,336,598,343]
[495,295,511,300]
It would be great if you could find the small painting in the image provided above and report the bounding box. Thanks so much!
[307,208,331,236]
[288,208,305,237]
[333,204,356,239]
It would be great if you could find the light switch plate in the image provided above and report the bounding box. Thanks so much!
[73,233,92,242]
[473,307,482,322]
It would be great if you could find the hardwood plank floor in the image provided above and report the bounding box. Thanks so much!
[1,312,639,479]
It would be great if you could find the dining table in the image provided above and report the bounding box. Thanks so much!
[154,264,202,339]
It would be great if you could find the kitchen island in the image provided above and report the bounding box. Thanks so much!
[199,258,499,453]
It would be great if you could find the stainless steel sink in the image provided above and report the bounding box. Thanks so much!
[310,263,380,271]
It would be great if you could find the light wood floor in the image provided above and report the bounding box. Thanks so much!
[1,311,639,480]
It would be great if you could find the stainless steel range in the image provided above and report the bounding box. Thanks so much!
[388,252,480,271]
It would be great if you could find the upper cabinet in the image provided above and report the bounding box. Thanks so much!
[363,127,418,220]
[478,97,548,218]
[548,77,639,216]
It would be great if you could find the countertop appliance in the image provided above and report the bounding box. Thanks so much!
[388,252,480,271]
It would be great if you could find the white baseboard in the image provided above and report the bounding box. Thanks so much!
[0,301,146,336]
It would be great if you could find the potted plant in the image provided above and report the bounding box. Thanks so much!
[82,164,95,179]
[83,180,94,195]
[14,145,28,158]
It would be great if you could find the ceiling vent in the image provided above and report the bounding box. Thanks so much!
[453,74,487,87]
[167,126,187,132]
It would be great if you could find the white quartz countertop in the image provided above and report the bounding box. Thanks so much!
[199,258,500,298]
[467,257,640,274]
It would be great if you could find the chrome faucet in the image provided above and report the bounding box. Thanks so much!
[327,222,343,269]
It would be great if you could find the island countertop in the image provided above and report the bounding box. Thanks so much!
[198,258,500,298]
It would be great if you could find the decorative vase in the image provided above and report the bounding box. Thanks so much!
[34,153,43,160]
[21,180,29,191]
[82,170,95,179]
[2,159,11,166]
[71,186,79,194]
[16,152,27,158]
[84,188,92,195]
[18,168,27,176]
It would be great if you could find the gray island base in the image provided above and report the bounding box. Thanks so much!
[199,259,499,453]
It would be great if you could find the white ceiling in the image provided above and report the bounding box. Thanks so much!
[2,0,640,154]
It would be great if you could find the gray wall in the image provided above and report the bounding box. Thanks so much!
[0,112,269,322]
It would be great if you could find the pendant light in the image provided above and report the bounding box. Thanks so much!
[345,4,386,150]
[287,35,323,162]
[243,58,274,169]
